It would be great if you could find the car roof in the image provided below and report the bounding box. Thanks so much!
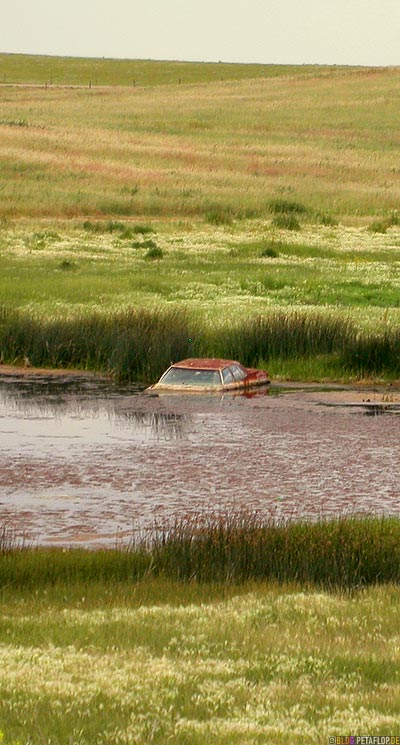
[172,358,241,371]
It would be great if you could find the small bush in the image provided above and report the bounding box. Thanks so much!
[145,246,163,260]
[260,245,279,258]
[58,259,76,271]
[132,224,154,235]
[272,213,301,231]
[131,238,157,249]
[268,198,308,215]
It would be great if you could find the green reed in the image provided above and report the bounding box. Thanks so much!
[142,513,400,587]
[343,327,400,377]
[205,311,356,365]
[2,515,400,590]
[0,305,399,380]
[0,306,195,381]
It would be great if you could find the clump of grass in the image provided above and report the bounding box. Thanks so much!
[271,213,301,230]
[140,513,400,588]
[315,211,338,227]
[82,220,134,238]
[0,306,196,381]
[260,244,280,258]
[205,207,234,225]
[1,307,400,380]
[343,327,400,377]
[58,259,76,271]
[268,198,308,215]
[0,118,28,127]
[0,525,23,555]
[131,238,157,249]
[209,311,355,364]
[144,246,163,260]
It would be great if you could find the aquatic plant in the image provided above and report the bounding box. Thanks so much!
[3,515,400,590]
[0,306,195,381]
[1,304,399,380]
[139,513,400,588]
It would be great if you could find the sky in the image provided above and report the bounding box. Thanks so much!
[2,0,400,67]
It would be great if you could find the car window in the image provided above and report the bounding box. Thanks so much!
[159,367,221,386]
[230,364,247,381]
[222,367,235,384]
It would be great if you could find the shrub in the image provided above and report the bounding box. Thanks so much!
[260,245,279,258]
[132,224,154,235]
[268,198,308,215]
[144,246,163,260]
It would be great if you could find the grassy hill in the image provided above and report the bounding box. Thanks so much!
[0,52,351,87]
[0,55,399,221]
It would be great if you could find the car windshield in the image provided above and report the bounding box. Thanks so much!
[159,367,222,386]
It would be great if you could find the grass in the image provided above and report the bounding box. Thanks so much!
[1,62,400,220]
[1,304,399,381]
[1,56,400,382]
[1,220,400,380]
[1,579,400,743]
[0,53,329,87]
[3,514,400,590]
[1,517,400,742]
[0,306,195,381]
[1,55,400,742]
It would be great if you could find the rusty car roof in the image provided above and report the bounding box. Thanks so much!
[172,358,240,371]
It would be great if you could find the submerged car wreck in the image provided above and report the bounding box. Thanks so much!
[147,358,270,393]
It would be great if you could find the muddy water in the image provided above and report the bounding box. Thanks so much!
[0,373,399,546]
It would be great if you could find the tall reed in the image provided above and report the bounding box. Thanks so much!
[2,515,400,590]
[0,306,399,380]
[205,311,356,365]
[140,513,400,587]
[343,327,400,377]
[0,306,195,381]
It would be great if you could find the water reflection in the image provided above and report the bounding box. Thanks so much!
[0,375,187,441]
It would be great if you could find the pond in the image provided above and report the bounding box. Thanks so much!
[0,371,399,546]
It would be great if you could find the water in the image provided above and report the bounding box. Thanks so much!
[1,372,399,546]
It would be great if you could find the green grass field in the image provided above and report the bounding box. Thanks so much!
[1,218,399,380]
[1,58,400,220]
[0,579,399,744]
[2,515,400,744]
